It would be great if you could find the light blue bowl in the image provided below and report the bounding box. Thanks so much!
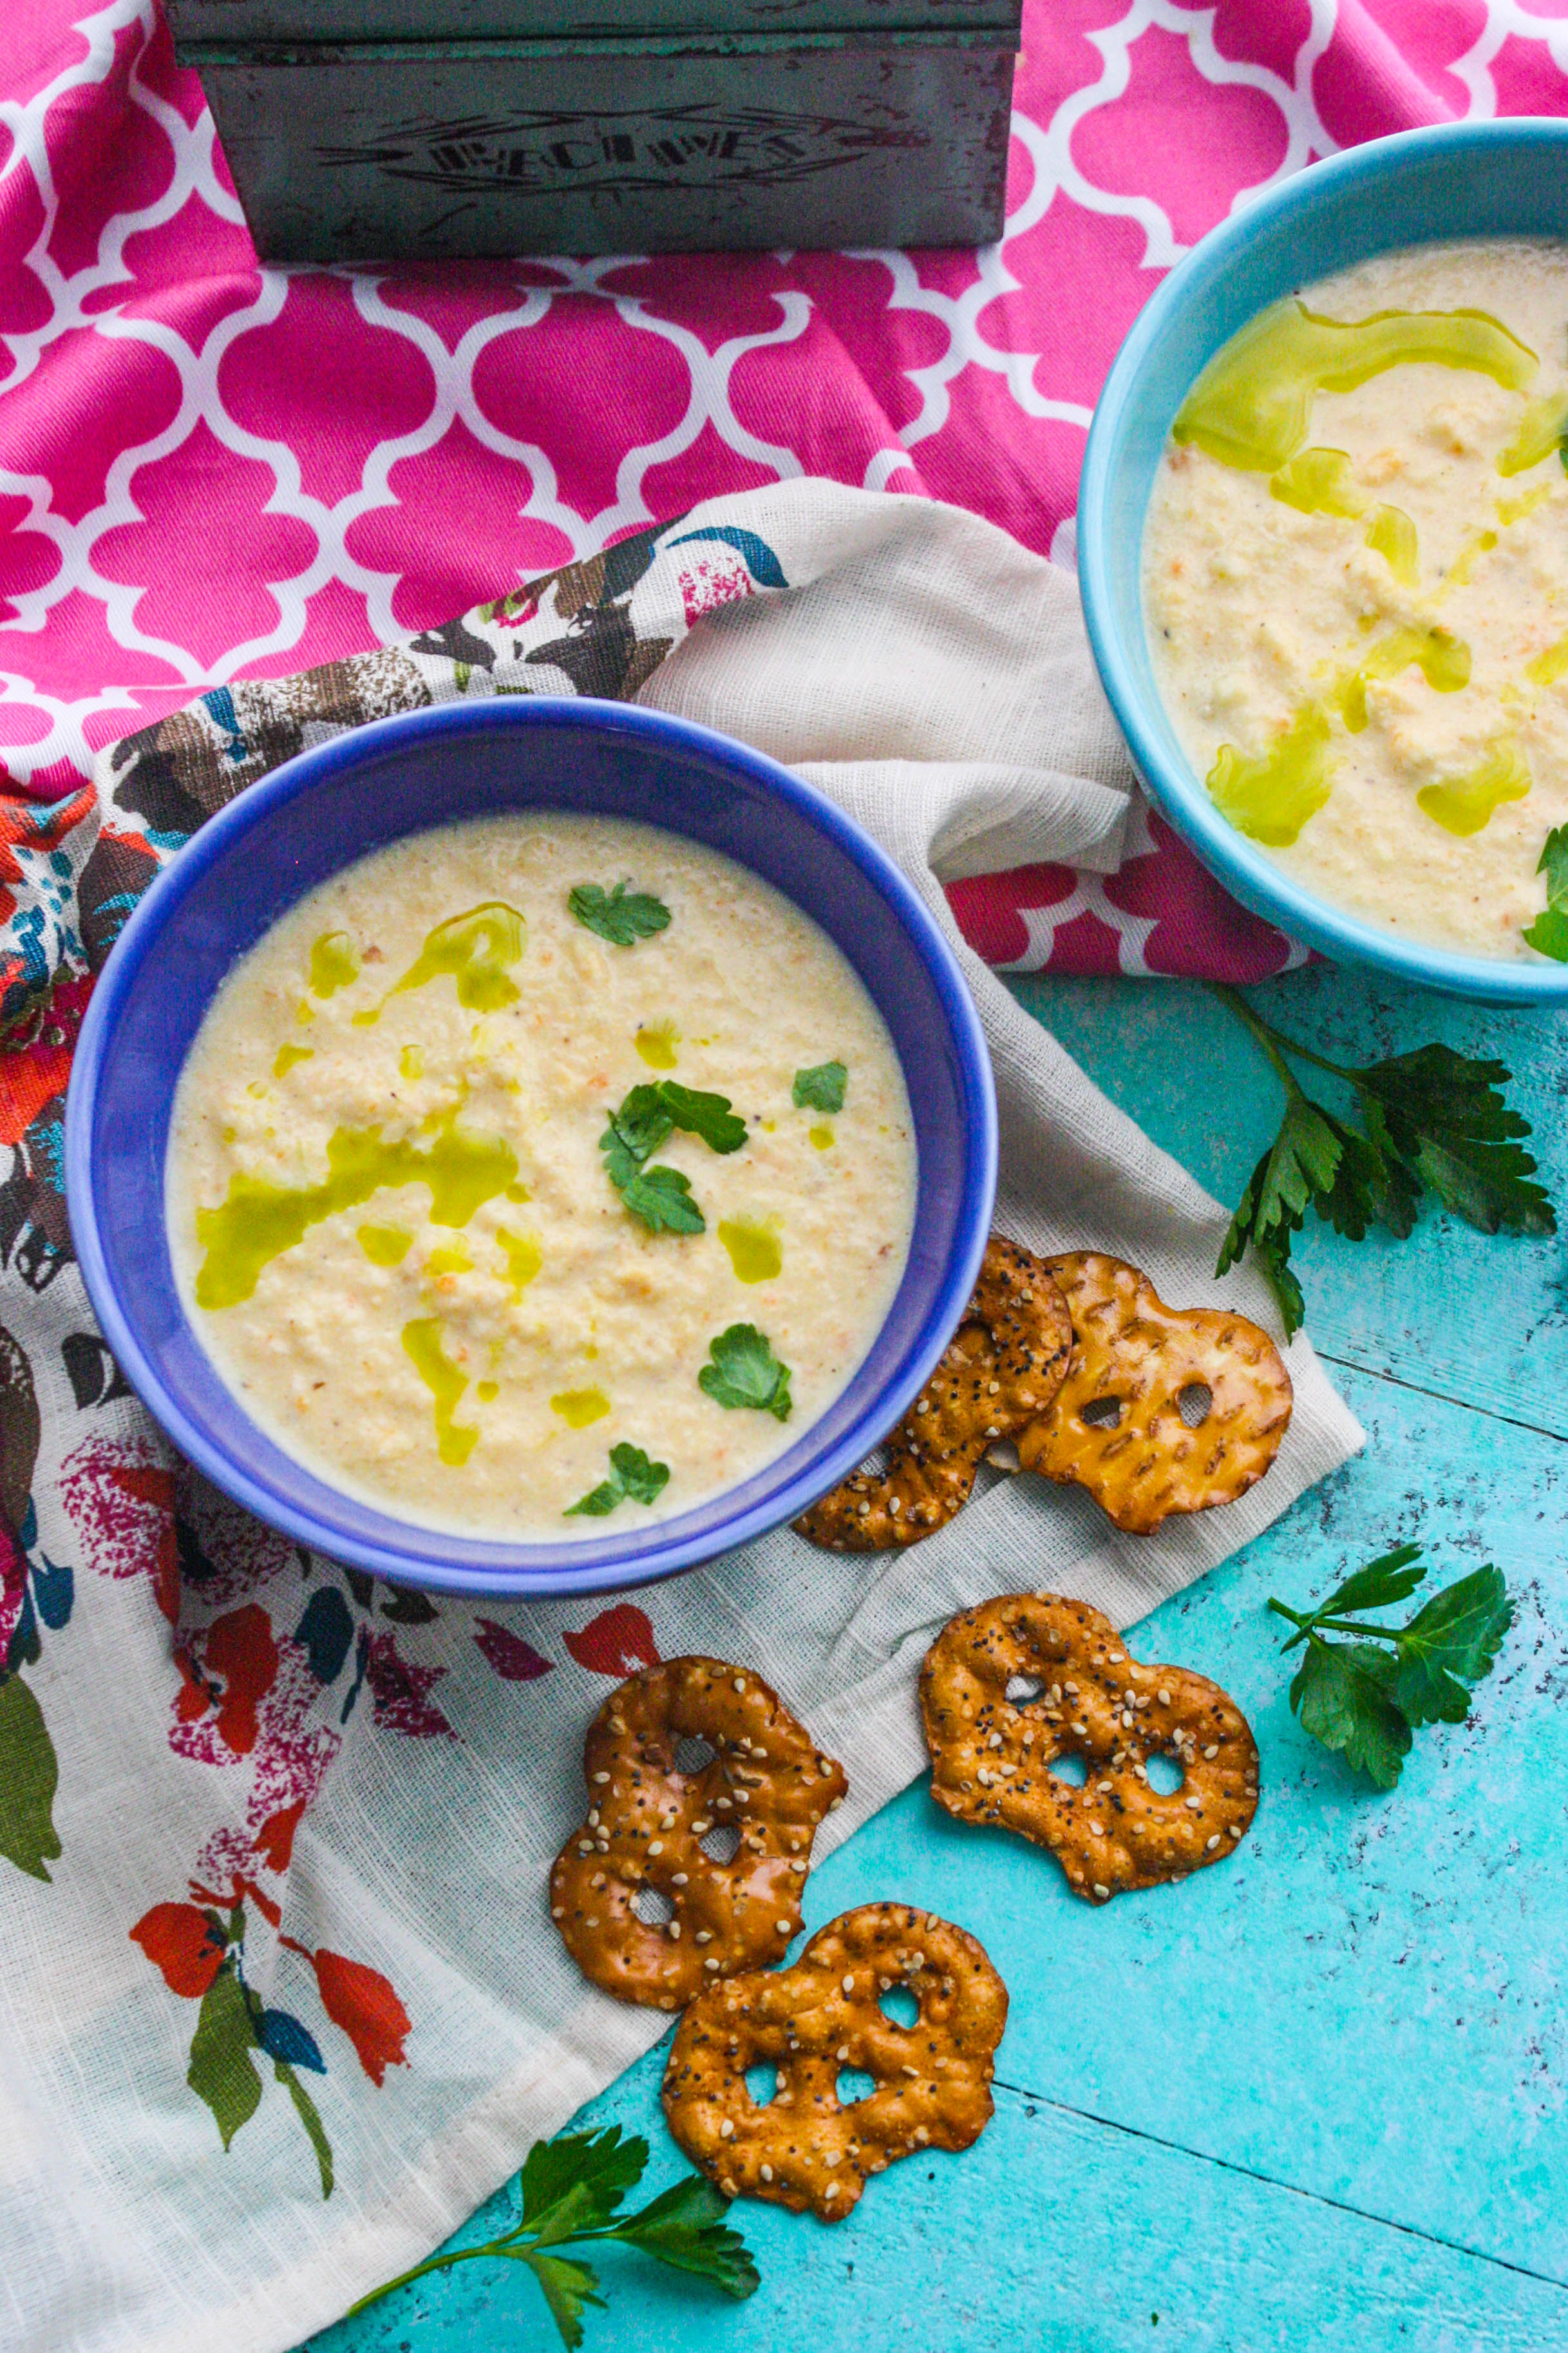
[65,698,997,1600]
[1079,117,1568,1004]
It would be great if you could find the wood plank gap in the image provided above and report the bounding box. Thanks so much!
[1318,1350,1567,1447]
[991,2079,1568,2295]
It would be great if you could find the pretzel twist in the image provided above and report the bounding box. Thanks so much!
[551,1657,847,2010]
[921,1594,1260,1902]
[794,1237,1072,1550]
[662,1902,1007,2220]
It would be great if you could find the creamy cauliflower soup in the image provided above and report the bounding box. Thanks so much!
[167,814,916,1540]
[1143,238,1568,958]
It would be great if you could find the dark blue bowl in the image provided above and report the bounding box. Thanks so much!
[66,697,997,1599]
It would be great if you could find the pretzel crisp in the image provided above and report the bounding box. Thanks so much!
[794,1236,1072,1551]
[549,1657,847,2011]
[920,1593,1260,1903]
[661,1902,1007,2220]
[1015,1253,1292,1535]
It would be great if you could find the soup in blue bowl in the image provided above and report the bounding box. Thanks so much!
[65,697,997,1599]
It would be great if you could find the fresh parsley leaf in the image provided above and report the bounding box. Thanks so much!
[1269,1548,1512,1789]
[793,1060,847,1114]
[348,2124,758,2347]
[1213,987,1555,1336]
[657,1081,747,1155]
[1348,1045,1554,1235]
[598,1083,747,1232]
[698,1323,793,1420]
[612,2175,760,2299]
[569,882,672,948]
[622,1165,704,1235]
[525,2251,606,2350]
[1522,825,1568,960]
[565,1444,671,1519]
[1289,1641,1412,1789]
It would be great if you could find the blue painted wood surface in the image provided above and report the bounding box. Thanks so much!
[307,964,1568,2353]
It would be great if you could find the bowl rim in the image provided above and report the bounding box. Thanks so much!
[65,693,999,1598]
[1079,114,1568,1004]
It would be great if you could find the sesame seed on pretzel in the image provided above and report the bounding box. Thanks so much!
[920,1592,1260,1903]
[549,1657,847,2010]
[793,1237,1072,1551]
[1017,1253,1293,1535]
[661,1902,1007,2220]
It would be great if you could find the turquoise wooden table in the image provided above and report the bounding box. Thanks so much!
[307,962,1567,2353]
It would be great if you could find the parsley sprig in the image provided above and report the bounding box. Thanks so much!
[600,1081,747,1234]
[569,882,671,948]
[565,1443,670,1518]
[1213,986,1554,1336]
[346,2125,757,2348]
[699,1323,793,1420]
[1269,1544,1513,1789]
[793,1060,847,1114]
[1523,825,1568,960]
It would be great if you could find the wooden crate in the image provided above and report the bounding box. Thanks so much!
[180,27,1019,259]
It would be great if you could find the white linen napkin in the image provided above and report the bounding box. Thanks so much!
[0,479,1361,2353]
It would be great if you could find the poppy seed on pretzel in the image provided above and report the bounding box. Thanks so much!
[549,1656,847,2010]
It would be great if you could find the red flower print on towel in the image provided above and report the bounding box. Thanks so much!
[131,1901,225,1999]
[172,1603,279,1759]
[364,1628,453,1740]
[563,1603,660,1677]
[60,1435,178,1621]
[473,1618,552,1681]
[308,1948,411,2085]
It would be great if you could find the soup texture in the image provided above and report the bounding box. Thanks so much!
[1144,238,1568,958]
[167,814,916,1540]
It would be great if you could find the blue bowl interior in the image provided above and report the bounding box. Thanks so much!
[68,698,996,1597]
[1081,119,1568,1002]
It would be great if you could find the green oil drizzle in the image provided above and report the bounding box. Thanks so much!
[1174,299,1537,475]
[1364,504,1418,584]
[496,1226,542,1297]
[1269,446,1365,517]
[1527,632,1568,687]
[1417,738,1532,837]
[402,1317,477,1465]
[1497,394,1568,477]
[477,1380,499,1403]
[296,998,315,1026]
[308,931,359,996]
[194,1107,519,1309]
[634,1022,679,1071]
[272,1043,314,1080]
[809,1124,835,1152]
[1339,625,1471,732]
[718,1219,782,1284]
[1497,481,1554,527]
[1207,705,1335,846]
[505,1180,531,1205]
[399,1043,424,1081]
[1444,529,1498,591]
[551,1387,610,1429]
[426,1244,472,1277]
[357,1223,413,1266]
[388,902,527,1013]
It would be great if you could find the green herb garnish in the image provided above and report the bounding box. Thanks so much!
[1523,825,1568,960]
[566,1443,671,1518]
[569,882,672,948]
[1269,1544,1512,1789]
[698,1322,792,1421]
[792,1060,847,1114]
[599,1082,747,1234]
[346,2124,757,2348]
[1214,986,1554,1337]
